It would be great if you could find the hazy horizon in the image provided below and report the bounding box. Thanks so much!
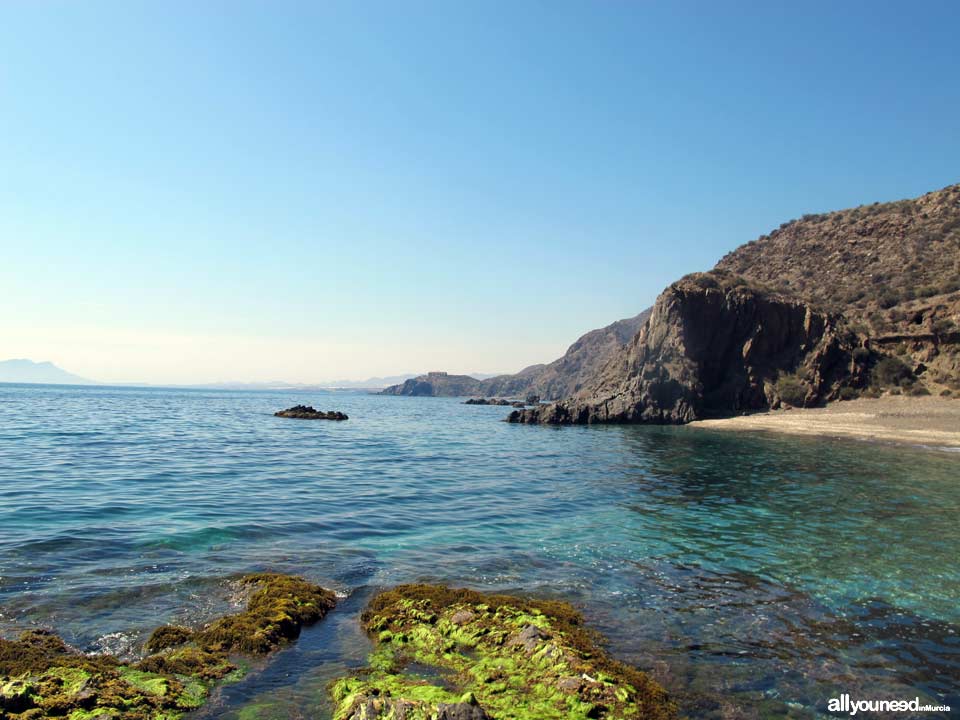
[0,357,509,387]
[3,2,958,384]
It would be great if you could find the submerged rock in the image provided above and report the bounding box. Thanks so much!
[274,405,349,420]
[330,584,676,720]
[0,573,336,719]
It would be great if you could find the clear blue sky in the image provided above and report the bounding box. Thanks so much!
[1,1,958,383]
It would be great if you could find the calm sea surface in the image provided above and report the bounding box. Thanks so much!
[1,384,957,718]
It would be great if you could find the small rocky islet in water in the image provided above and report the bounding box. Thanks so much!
[463,398,526,407]
[274,405,349,421]
[0,576,676,720]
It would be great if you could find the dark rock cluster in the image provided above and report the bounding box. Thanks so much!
[274,405,348,420]
[463,398,525,407]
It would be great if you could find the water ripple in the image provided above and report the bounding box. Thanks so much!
[0,383,958,717]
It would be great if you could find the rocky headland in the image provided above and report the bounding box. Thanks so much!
[478,311,651,401]
[380,372,485,398]
[379,312,650,401]
[509,272,867,425]
[510,183,960,426]
[274,405,349,420]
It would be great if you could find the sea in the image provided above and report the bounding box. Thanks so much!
[0,383,957,718]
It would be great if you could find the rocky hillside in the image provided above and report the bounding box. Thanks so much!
[379,372,484,397]
[716,184,960,319]
[480,310,650,400]
[716,183,960,390]
[511,183,960,425]
[379,311,649,400]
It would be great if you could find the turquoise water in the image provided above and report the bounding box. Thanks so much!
[0,383,958,718]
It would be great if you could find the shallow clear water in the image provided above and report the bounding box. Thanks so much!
[1,383,958,718]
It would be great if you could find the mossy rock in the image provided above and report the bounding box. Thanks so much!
[0,573,336,719]
[144,626,193,654]
[194,573,337,654]
[0,642,196,720]
[330,584,677,720]
[136,643,235,681]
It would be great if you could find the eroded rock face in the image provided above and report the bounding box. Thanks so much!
[509,274,865,425]
[712,183,960,394]
[330,584,676,720]
[274,406,349,421]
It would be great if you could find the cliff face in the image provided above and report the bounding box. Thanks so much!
[716,183,960,387]
[480,310,650,400]
[509,274,864,425]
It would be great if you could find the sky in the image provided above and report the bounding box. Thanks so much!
[1,1,958,384]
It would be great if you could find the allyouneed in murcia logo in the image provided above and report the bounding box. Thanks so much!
[828,694,951,715]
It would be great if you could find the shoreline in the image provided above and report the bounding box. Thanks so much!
[688,396,960,449]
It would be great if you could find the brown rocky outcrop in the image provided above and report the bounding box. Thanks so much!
[509,273,865,425]
[378,312,650,400]
[715,182,960,391]
[479,310,651,400]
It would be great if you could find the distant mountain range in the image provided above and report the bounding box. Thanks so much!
[0,359,95,385]
[0,364,501,391]
[177,377,419,391]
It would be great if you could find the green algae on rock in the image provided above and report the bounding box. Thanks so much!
[330,584,677,720]
[193,573,336,655]
[0,573,336,720]
[144,627,193,654]
[0,630,203,720]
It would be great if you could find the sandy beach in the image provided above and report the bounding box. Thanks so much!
[689,396,960,448]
